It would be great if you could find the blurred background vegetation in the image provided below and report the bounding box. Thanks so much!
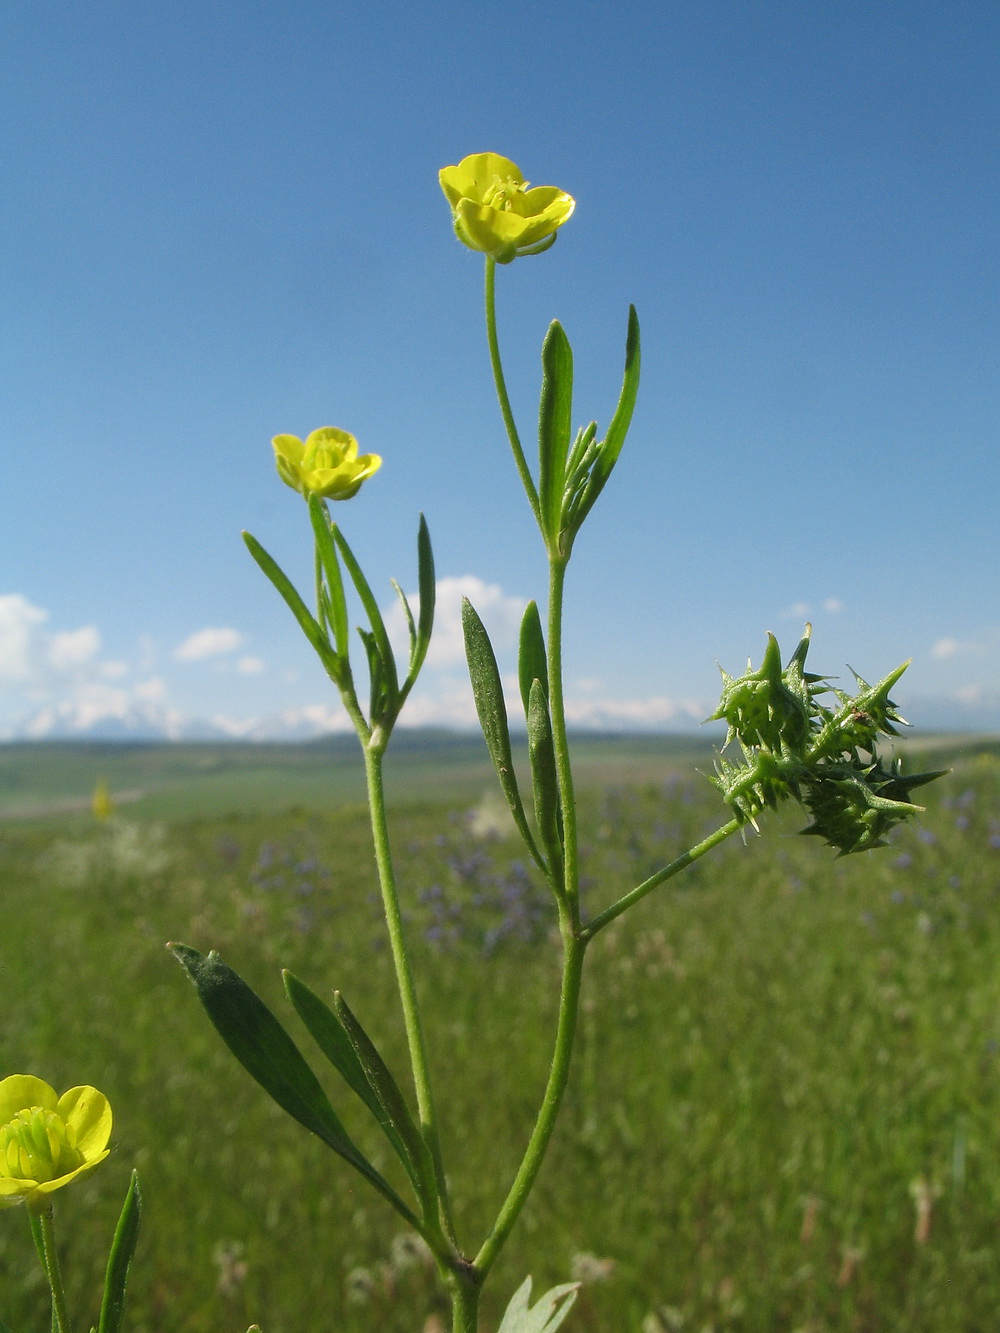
[1,734,999,1333]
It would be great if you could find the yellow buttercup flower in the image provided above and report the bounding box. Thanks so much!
[272,428,381,501]
[92,779,114,821]
[0,1076,112,1212]
[439,153,575,263]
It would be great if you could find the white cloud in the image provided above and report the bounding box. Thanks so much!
[0,594,49,684]
[563,695,707,728]
[174,627,245,661]
[236,655,265,675]
[48,626,101,671]
[385,575,527,669]
[781,598,844,619]
[931,636,976,660]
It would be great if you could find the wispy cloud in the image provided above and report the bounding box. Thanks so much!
[931,636,978,660]
[173,627,245,661]
[780,597,844,619]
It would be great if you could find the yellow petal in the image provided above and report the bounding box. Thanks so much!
[35,1151,110,1195]
[57,1086,112,1159]
[271,434,306,465]
[0,1077,57,1123]
[440,153,523,208]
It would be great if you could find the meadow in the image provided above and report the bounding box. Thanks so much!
[2,733,1000,1333]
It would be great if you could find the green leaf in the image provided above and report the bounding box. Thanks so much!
[462,598,543,867]
[415,514,436,675]
[332,992,437,1202]
[307,497,350,659]
[169,945,418,1224]
[537,321,574,544]
[497,1277,580,1333]
[563,421,599,493]
[283,971,425,1199]
[392,580,418,664]
[98,1171,141,1333]
[527,679,562,876]
[571,305,640,526]
[0,1316,17,1333]
[243,532,339,677]
[333,527,400,710]
[359,627,391,723]
[518,601,548,721]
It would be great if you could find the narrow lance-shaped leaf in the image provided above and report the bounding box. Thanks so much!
[168,945,419,1227]
[537,320,574,545]
[563,421,599,494]
[462,598,544,868]
[518,601,548,720]
[527,679,563,880]
[359,628,391,726]
[243,532,339,678]
[332,992,438,1204]
[333,526,400,708]
[392,580,418,665]
[98,1171,141,1333]
[414,514,436,675]
[570,305,640,528]
[308,496,350,659]
[283,971,425,1200]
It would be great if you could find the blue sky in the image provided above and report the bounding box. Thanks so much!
[2,0,997,738]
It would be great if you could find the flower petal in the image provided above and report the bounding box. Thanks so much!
[58,1086,112,1158]
[440,153,523,207]
[0,1077,57,1123]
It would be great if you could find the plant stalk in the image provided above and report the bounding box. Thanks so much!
[546,557,580,916]
[582,816,742,939]
[448,1272,481,1333]
[474,917,586,1276]
[30,1207,72,1333]
[363,742,454,1240]
[484,257,540,522]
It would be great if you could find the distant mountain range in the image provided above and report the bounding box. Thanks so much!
[2,692,998,742]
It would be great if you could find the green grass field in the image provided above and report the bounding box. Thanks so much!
[2,734,1000,1332]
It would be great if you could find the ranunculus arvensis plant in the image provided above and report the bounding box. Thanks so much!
[0,1075,141,1333]
[0,1076,111,1211]
[164,152,942,1333]
[272,427,382,502]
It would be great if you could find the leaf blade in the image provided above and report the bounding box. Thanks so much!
[98,1171,142,1333]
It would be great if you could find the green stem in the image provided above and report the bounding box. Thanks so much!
[448,1272,481,1333]
[29,1207,72,1333]
[547,557,579,917]
[582,816,742,940]
[363,742,454,1240]
[484,257,541,522]
[474,919,586,1276]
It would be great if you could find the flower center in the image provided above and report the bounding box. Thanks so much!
[0,1107,83,1183]
[481,174,527,211]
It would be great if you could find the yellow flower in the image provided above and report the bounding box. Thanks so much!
[0,1076,112,1212]
[91,779,114,822]
[439,153,575,263]
[272,428,381,501]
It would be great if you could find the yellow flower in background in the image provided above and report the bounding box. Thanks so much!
[91,779,114,822]
[439,153,575,263]
[0,1076,112,1212]
[272,428,381,501]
